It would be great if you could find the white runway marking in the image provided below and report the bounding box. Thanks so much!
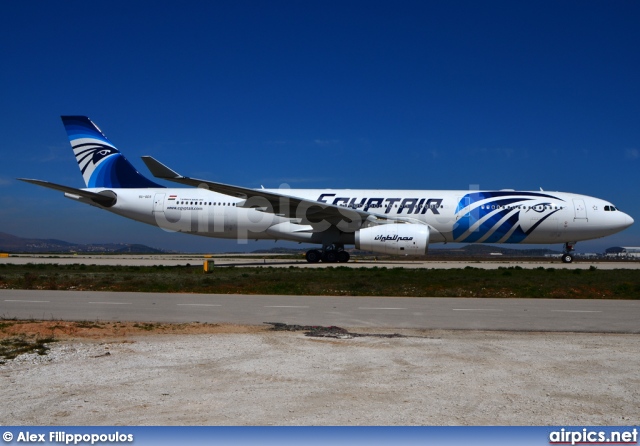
[88,302,132,305]
[177,304,222,307]
[359,307,406,310]
[550,310,603,313]
[4,299,50,303]
[452,308,504,311]
[264,305,310,308]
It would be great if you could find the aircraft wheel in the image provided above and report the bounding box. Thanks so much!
[306,250,322,263]
[337,251,350,263]
[323,251,338,263]
[561,253,574,263]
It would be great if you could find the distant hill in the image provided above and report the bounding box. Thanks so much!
[0,232,166,254]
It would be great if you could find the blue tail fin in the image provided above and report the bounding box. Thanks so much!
[61,116,164,188]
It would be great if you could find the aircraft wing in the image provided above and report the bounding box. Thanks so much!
[141,156,412,230]
[18,178,117,207]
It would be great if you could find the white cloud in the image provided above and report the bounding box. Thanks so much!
[625,148,639,159]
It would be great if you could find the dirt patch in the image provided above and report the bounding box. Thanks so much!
[0,320,268,341]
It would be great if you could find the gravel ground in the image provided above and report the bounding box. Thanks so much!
[1,328,639,425]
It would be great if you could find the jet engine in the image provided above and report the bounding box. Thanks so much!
[355,224,429,255]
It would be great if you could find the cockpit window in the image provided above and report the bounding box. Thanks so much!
[604,205,618,212]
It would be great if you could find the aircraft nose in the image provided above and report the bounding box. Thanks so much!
[624,213,634,228]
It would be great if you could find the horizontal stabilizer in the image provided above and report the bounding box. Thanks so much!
[18,178,117,207]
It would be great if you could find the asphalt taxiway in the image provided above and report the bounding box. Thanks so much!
[2,289,638,333]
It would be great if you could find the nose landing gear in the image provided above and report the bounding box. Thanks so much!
[561,242,576,263]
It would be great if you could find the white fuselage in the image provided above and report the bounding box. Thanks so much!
[69,187,634,247]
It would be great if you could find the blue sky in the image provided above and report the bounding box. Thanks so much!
[1,1,638,253]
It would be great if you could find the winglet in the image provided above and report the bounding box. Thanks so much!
[141,156,183,179]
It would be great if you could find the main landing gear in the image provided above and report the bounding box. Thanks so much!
[561,242,576,263]
[305,244,350,263]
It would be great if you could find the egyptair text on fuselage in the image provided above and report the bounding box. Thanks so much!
[317,194,443,214]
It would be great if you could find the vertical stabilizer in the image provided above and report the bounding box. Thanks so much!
[61,116,163,188]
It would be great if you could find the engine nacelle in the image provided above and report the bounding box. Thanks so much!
[355,224,429,256]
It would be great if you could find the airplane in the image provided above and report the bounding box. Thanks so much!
[20,116,634,264]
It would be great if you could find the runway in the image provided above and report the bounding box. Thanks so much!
[1,289,638,333]
[2,253,640,269]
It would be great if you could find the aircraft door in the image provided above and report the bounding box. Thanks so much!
[573,199,587,220]
[153,193,165,214]
[455,196,471,221]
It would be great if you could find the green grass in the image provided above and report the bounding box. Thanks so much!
[0,263,638,299]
